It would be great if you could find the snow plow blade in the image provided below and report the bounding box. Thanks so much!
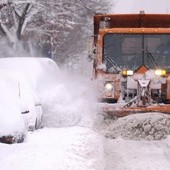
[100,104,170,117]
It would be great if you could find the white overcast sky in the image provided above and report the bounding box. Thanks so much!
[113,0,170,14]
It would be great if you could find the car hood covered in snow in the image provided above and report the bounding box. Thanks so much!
[0,57,60,140]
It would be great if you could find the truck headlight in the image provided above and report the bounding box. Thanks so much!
[122,69,134,76]
[154,69,166,76]
[105,82,113,91]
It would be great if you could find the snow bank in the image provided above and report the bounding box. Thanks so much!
[99,112,170,140]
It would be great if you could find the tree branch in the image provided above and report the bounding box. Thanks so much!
[17,3,31,40]
[0,23,6,36]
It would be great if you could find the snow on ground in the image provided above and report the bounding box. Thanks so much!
[98,113,170,170]
[0,127,105,170]
[0,57,104,170]
[106,137,170,170]
[1,125,170,170]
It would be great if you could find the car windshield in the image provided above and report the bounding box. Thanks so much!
[103,33,170,72]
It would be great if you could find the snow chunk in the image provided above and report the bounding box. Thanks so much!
[98,112,170,140]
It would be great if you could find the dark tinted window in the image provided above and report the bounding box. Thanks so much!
[103,34,170,72]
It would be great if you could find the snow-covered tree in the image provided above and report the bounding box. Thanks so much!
[0,0,39,44]
[33,0,114,63]
[0,0,114,62]
[0,0,43,58]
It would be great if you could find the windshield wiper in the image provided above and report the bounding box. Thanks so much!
[147,52,158,69]
[104,55,121,71]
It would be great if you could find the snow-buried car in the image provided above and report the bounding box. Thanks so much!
[0,57,60,144]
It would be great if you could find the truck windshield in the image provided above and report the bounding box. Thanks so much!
[103,33,170,72]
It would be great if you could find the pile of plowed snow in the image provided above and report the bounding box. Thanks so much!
[98,112,170,140]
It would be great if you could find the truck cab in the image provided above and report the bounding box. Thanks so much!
[91,13,170,116]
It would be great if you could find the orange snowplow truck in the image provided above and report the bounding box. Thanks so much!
[89,12,170,117]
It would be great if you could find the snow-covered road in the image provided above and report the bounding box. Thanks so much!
[1,126,170,170]
[0,127,105,170]
[106,137,170,170]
